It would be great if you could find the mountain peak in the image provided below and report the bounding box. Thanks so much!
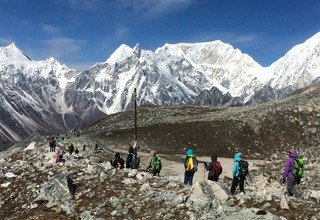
[133,43,141,58]
[0,43,32,61]
[106,44,133,64]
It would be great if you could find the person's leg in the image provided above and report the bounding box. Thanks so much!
[287,176,296,196]
[230,176,239,195]
[188,172,195,185]
[184,172,189,185]
[239,176,245,194]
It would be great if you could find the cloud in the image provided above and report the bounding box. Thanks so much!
[43,38,86,60]
[114,24,129,39]
[41,24,61,34]
[118,0,196,18]
[65,0,104,11]
[0,37,12,46]
[189,32,260,47]
[66,61,96,70]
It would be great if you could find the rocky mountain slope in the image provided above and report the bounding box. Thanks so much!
[0,44,83,149]
[87,82,320,159]
[1,31,320,148]
[0,133,319,219]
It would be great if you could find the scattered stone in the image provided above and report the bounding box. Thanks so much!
[4,172,16,178]
[1,182,11,188]
[280,196,289,210]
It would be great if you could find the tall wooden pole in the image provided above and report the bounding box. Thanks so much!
[134,88,137,142]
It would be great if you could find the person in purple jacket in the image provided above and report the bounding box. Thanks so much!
[283,151,299,196]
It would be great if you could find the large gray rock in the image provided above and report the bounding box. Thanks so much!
[187,181,228,211]
[36,173,76,216]
[207,181,229,201]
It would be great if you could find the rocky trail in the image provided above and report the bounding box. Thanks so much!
[0,135,319,219]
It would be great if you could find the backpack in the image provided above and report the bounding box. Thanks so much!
[238,160,249,177]
[186,157,198,172]
[209,161,223,177]
[291,157,303,178]
[153,156,162,172]
[59,149,64,156]
[130,153,140,169]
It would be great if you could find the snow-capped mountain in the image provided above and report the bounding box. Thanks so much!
[1,31,320,148]
[67,40,269,115]
[0,43,82,148]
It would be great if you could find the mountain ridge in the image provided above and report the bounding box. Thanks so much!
[1,31,320,148]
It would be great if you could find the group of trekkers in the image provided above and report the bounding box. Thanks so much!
[49,136,81,163]
[183,148,303,197]
[49,136,303,197]
[110,146,162,176]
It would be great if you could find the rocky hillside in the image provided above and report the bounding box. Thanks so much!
[87,82,320,159]
[0,134,319,219]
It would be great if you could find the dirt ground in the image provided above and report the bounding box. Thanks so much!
[108,145,262,185]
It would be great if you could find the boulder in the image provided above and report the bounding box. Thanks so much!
[207,181,229,201]
[309,190,320,203]
[36,173,76,216]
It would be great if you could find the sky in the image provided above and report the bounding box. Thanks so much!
[0,0,320,70]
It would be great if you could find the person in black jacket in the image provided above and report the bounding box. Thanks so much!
[126,146,140,169]
[110,152,125,169]
[204,153,223,182]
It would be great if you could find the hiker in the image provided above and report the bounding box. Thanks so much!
[54,137,59,148]
[126,146,140,169]
[77,133,80,138]
[230,152,249,195]
[74,148,79,154]
[94,144,98,152]
[184,149,198,186]
[49,136,55,152]
[67,175,76,199]
[68,143,75,155]
[83,144,86,151]
[56,145,64,163]
[204,153,223,181]
[110,152,125,170]
[147,151,162,176]
[282,151,302,197]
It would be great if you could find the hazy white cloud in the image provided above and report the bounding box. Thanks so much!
[0,37,12,46]
[118,0,196,18]
[66,61,96,70]
[41,24,61,34]
[114,24,129,39]
[43,38,86,59]
[66,0,104,11]
[190,32,260,46]
[62,0,196,17]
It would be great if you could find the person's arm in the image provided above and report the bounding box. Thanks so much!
[205,162,213,171]
[232,161,239,177]
[120,158,125,168]
[283,159,292,178]
[110,159,117,168]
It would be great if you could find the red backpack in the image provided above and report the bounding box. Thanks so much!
[210,161,222,176]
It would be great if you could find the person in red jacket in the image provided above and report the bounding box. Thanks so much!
[204,153,223,182]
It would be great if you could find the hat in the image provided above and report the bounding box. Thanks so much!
[186,149,193,156]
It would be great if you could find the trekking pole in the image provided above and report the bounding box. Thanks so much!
[203,164,205,181]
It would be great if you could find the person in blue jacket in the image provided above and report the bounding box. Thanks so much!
[230,152,245,195]
[184,149,198,186]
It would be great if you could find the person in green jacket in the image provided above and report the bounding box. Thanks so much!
[148,152,162,176]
